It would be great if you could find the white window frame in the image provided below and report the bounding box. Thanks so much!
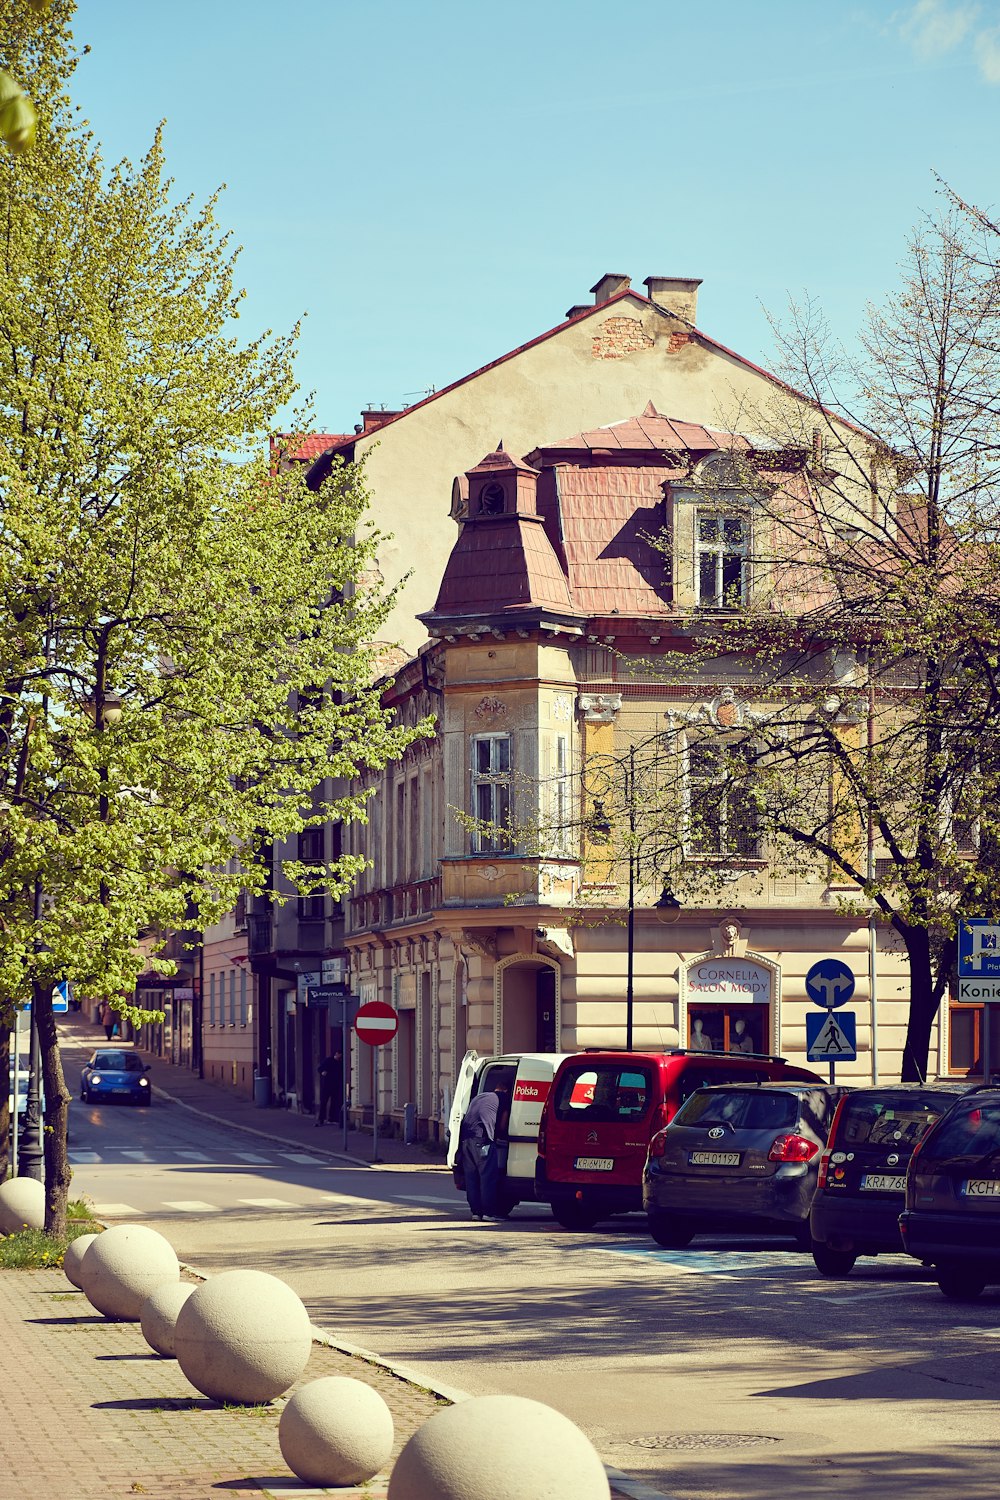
[685,735,762,859]
[695,510,749,609]
[471,733,512,854]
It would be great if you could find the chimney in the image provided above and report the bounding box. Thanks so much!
[360,407,403,433]
[589,273,631,305]
[644,276,702,325]
[565,303,592,321]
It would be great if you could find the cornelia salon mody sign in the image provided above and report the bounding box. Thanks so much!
[686,959,772,1003]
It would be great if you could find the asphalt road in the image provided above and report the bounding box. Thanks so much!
[62,1041,1000,1500]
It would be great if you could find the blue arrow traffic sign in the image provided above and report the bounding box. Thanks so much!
[806,1008,857,1062]
[805,958,856,1009]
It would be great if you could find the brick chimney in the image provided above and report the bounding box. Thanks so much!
[589,273,631,305]
[643,276,702,325]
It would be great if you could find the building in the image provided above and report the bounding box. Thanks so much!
[341,408,965,1141]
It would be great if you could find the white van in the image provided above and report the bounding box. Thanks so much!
[447,1050,571,1216]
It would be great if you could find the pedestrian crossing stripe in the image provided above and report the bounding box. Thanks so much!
[161,1201,219,1212]
[91,1203,141,1216]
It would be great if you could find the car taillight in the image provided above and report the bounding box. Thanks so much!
[768,1133,820,1163]
[815,1095,849,1188]
[649,1130,668,1160]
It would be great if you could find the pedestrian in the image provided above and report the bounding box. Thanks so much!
[315,1047,344,1127]
[100,1002,114,1042]
[458,1081,510,1220]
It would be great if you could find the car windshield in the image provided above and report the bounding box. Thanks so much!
[672,1089,797,1131]
[552,1063,654,1122]
[92,1052,143,1073]
[837,1091,957,1150]
[920,1098,1000,1165]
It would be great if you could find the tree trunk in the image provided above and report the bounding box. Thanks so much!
[33,982,72,1237]
[900,926,939,1081]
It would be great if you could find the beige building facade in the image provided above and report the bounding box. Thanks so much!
[341,416,969,1143]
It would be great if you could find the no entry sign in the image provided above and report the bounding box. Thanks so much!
[354,1000,399,1047]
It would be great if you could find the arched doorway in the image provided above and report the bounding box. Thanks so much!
[494,957,560,1055]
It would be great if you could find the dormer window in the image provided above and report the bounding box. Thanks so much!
[696,512,749,608]
[479,482,506,516]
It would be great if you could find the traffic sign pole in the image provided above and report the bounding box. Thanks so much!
[373,1047,380,1165]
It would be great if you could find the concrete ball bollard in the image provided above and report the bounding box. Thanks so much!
[140,1280,196,1358]
[387,1394,611,1500]
[0,1176,45,1234]
[279,1376,394,1487]
[173,1269,313,1405]
[63,1232,100,1289]
[79,1223,180,1321]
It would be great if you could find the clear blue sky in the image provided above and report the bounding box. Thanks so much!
[66,0,1000,434]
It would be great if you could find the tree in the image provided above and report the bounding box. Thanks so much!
[660,200,1000,1081]
[0,1,427,1234]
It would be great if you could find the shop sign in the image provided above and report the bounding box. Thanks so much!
[686,959,772,1003]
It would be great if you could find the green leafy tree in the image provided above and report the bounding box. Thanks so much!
[0,1,426,1233]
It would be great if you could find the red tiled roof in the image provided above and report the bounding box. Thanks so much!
[272,432,352,463]
[427,515,577,621]
[528,402,753,460]
[557,465,673,617]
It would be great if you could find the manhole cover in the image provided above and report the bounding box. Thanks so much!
[630,1433,781,1451]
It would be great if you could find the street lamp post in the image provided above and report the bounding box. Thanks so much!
[589,741,681,1050]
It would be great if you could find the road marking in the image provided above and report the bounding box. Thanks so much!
[92,1203,141,1217]
[175,1151,210,1161]
[238,1197,297,1208]
[393,1192,453,1206]
[121,1150,154,1162]
[280,1152,325,1165]
[162,1200,219,1213]
[233,1152,269,1163]
[68,1150,101,1163]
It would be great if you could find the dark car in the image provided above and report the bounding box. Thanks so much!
[536,1049,821,1231]
[809,1082,974,1277]
[899,1087,1000,1300]
[80,1049,152,1106]
[642,1081,843,1248]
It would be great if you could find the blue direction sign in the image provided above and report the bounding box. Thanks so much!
[805,958,856,1009]
[958,920,1000,979]
[806,1009,857,1062]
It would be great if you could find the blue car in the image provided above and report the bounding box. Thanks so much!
[80,1049,152,1106]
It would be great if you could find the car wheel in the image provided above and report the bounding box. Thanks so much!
[811,1242,857,1277]
[81,1087,90,1104]
[648,1213,695,1249]
[552,1203,599,1232]
[937,1266,987,1301]
[793,1221,814,1251]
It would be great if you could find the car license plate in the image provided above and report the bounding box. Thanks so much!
[690,1151,741,1167]
[861,1174,906,1192]
[574,1156,613,1171]
[963,1179,1000,1197]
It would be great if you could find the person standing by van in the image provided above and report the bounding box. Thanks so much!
[459,1081,509,1220]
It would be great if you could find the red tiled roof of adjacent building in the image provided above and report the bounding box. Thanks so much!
[271,432,353,463]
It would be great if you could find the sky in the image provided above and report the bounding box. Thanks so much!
[61,0,1000,436]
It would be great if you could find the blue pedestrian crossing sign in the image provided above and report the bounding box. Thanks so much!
[806,1009,857,1062]
[805,958,856,1009]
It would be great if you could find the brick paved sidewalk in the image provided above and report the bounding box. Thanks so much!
[0,1268,443,1500]
[1,1269,657,1500]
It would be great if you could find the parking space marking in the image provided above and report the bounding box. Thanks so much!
[161,1200,220,1213]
